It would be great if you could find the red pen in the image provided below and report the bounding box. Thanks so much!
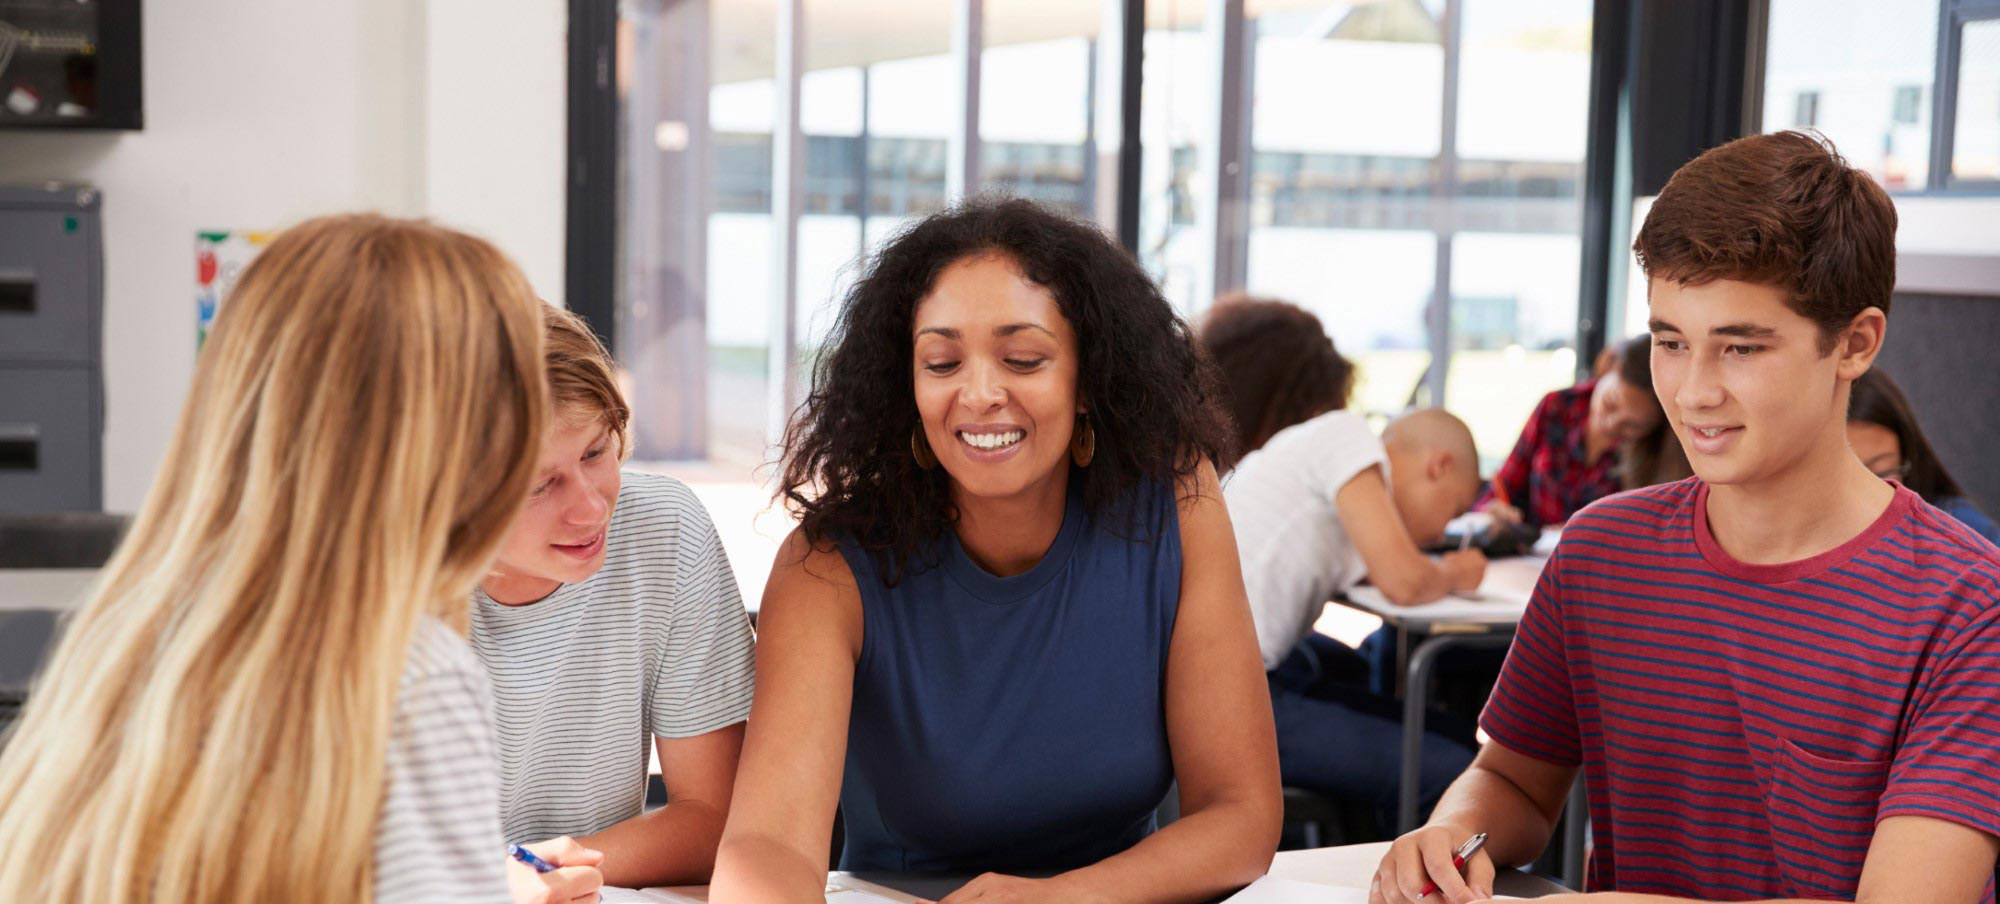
[1417,832,1488,898]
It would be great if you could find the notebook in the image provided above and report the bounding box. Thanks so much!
[1222,876,1526,902]
[599,884,903,903]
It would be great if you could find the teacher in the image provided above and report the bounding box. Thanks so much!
[711,198,1281,903]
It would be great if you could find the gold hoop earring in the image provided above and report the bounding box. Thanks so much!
[1070,415,1096,468]
[911,428,938,470]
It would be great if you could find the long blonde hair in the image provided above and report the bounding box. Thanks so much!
[0,214,548,902]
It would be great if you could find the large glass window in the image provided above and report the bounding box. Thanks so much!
[1762,0,1938,190]
[607,0,1612,604]
[1243,3,1442,420]
[1446,0,1589,468]
[1952,18,2000,182]
[614,0,777,467]
[1138,6,1210,315]
[979,15,1095,220]
[1235,0,1592,469]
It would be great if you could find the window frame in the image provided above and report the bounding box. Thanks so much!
[1932,0,2000,193]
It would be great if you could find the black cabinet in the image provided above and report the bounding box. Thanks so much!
[0,0,142,130]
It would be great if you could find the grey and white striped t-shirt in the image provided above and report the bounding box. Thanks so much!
[470,470,756,845]
[374,616,511,903]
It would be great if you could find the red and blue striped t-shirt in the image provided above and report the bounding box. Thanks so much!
[1483,478,2000,900]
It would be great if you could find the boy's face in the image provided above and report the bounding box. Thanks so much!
[1647,278,1852,488]
[489,411,623,591]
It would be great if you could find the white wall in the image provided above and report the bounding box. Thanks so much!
[424,0,568,306]
[0,0,566,512]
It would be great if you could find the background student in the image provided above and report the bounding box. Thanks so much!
[1201,293,1360,459]
[711,198,1281,903]
[472,305,757,889]
[1482,335,1684,529]
[1202,301,1488,830]
[0,214,603,904]
[1212,319,1486,828]
[1846,368,2000,545]
[1374,132,2000,904]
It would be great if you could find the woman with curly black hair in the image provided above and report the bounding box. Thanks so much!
[711,198,1281,903]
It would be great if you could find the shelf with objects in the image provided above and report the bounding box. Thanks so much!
[0,0,140,130]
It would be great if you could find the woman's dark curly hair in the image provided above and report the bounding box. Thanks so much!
[778,196,1233,582]
[1198,295,1355,470]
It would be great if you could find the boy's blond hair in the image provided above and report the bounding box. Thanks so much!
[545,304,632,459]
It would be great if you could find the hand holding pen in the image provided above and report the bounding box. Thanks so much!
[1372,825,1494,904]
[506,837,605,904]
[1417,833,1488,899]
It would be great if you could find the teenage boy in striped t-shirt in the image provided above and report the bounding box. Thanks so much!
[472,305,756,897]
[1373,131,2000,904]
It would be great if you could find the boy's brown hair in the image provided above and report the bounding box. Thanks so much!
[1633,130,1897,354]
[544,304,632,459]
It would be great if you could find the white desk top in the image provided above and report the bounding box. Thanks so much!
[602,842,1565,900]
[602,874,921,903]
[0,569,97,611]
[1339,553,1549,629]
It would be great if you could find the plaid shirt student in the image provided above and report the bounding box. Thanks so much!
[1483,380,1622,528]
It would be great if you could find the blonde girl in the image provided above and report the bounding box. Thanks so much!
[0,214,597,903]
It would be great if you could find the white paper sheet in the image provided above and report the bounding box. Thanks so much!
[1342,554,1548,625]
[1221,877,1526,902]
[1222,877,1367,902]
[599,890,694,904]
[599,885,904,903]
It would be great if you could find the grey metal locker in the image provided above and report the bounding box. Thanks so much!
[0,185,103,513]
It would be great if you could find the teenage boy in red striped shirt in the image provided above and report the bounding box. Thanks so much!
[1372,130,2000,904]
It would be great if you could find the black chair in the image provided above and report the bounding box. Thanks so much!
[1281,785,1383,850]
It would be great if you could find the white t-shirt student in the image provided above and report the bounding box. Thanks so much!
[1223,409,1387,669]
[471,471,756,844]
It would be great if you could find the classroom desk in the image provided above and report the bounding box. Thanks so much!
[1334,552,1545,833]
[1265,841,1571,897]
[1328,538,1588,888]
[601,842,1572,901]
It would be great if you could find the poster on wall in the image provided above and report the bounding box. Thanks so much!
[196,230,273,347]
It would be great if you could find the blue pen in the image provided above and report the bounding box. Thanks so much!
[508,843,557,874]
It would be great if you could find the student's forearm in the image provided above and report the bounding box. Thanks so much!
[576,799,727,888]
[1378,557,1455,606]
[1425,764,1561,869]
[1049,796,1275,903]
[710,833,828,904]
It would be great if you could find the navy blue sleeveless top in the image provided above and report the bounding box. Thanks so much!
[834,480,1183,874]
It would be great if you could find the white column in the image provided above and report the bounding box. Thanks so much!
[768,0,806,448]
[1195,0,1248,307]
[947,0,984,201]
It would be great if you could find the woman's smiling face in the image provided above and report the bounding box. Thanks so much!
[911,250,1083,502]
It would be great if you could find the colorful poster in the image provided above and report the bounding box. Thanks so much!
[196,230,274,348]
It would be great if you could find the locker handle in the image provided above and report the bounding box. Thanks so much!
[0,424,37,471]
[0,271,32,314]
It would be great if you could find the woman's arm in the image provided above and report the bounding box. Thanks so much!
[961,459,1280,904]
[573,724,743,887]
[709,531,863,903]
